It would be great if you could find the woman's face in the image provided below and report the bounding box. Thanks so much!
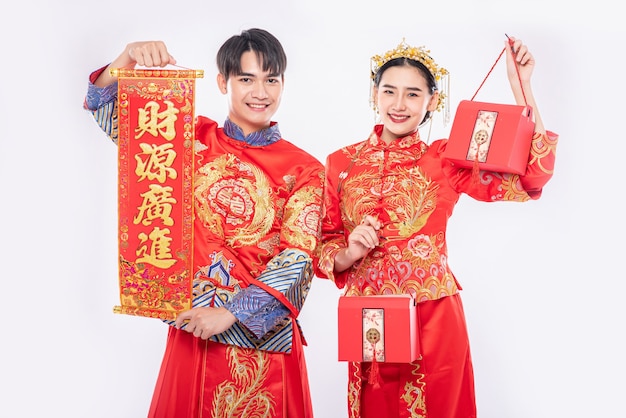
[217,50,284,135]
[373,64,438,143]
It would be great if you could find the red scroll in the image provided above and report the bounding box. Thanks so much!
[111,68,204,320]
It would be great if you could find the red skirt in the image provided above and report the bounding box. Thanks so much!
[148,322,313,418]
[350,294,476,418]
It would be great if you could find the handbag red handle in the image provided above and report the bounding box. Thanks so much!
[470,34,528,107]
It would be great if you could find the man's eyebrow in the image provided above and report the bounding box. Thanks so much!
[235,71,281,78]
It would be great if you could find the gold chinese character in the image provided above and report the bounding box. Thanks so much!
[135,142,178,183]
[136,226,176,269]
[133,184,177,226]
[135,100,179,141]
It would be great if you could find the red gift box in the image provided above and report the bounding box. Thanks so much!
[338,295,419,363]
[443,100,535,175]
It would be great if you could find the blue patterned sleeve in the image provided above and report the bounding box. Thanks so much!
[224,248,313,339]
[224,285,291,339]
[84,80,118,111]
[83,67,119,143]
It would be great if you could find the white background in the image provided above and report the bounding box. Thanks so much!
[1,1,625,417]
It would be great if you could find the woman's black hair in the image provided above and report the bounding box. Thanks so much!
[373,57,438,125]
[216,28,287,80]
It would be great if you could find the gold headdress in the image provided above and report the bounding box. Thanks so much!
[370,39,450,125]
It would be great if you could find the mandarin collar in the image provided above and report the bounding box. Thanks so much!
[223,118,282,146]
[369,124,426,150]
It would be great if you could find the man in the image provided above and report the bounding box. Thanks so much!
[84,28,323,418]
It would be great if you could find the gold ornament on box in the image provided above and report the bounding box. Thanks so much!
[370,39,450,125]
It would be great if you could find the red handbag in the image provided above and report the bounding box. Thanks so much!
[443,38,535,175]
[337,294,419,363]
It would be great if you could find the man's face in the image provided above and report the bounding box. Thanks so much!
[218,50,284,135]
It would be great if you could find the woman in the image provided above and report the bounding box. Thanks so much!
[315,36,558,418]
